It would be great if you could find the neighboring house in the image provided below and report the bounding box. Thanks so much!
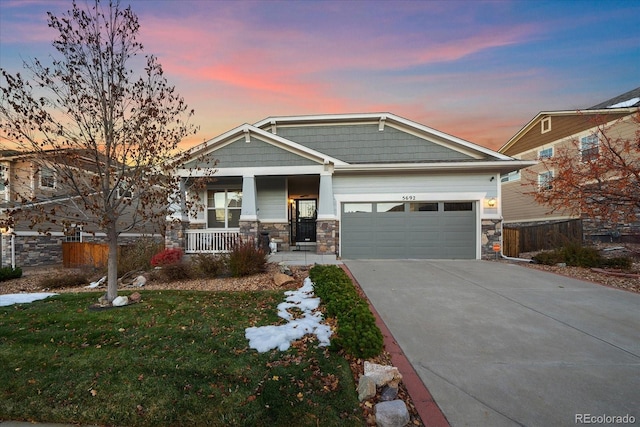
[498,87,640,241]
[168,113,532,259]
[0,149,162,267]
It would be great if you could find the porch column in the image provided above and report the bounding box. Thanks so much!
[239,174,259,242]
[316,170,337,255]
[317,171,335,220]
[165,177,188,250]
[240,174,258,221]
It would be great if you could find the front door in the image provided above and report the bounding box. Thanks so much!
[293,199,317,243]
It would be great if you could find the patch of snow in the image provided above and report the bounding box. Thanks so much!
[0,293,58,307]
[245,277,332,352]
[607,97,639,108]
[86,276,106,288]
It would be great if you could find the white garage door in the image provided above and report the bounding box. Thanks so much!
[341,201,476,259]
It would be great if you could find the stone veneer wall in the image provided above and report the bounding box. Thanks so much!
[481,219,502,260]
[582,218,640,244]
[316,220,338,255]
[258,222,291,252]
[1,233,160,268]
[165,221,194,250]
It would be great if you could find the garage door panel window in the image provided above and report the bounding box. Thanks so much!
[443,202,473,211]
[410,202,438,212]
[344,203,372,213]
[377,202,405,212]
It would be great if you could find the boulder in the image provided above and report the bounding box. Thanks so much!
[112,296,129,307]
[357,375,377,402]
[380,384,398,401]
[375,400,410,427]
[274,272,296,287]
[129,292,142,303]
[278,262,293,276]
[364,361,403,387]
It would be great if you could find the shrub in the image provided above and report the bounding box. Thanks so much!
[39,273,88,289]
[309,265,383,359]
[225,239,267,277]
[150,248,183,267]
[532,243,633,270]
[156,262,192,282]
[0,267,22,282]
[118,238,163,275]
[599,257,633,270]
[190,253,225,278]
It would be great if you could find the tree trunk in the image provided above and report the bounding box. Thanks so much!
[106,226,119,302]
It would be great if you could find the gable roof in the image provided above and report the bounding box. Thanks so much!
[499,88,639,156]
[180,112,532,175]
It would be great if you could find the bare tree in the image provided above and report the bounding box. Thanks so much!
[524,111,640,228]
[0,0,202,302]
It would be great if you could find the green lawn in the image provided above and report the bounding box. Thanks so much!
[0,290,365,426]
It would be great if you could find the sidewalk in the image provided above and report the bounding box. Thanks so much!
[268,250,342,266]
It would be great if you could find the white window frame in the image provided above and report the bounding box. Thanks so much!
[0,164,7,197]
[580,134,599,162]
[64,225,83,242]
[538,147,553,159]
[501,170,521,183]
[541,117,551,134]
[206,189,242,229]
[39,167,56,189]
[538,170,554,191]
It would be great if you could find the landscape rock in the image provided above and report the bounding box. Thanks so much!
[364,361,403,387]
[375,400,410,427]
[112,295,129,307]
[98,293,110,307]
[132,275,147,287]
[274,272,296,287]
[380,384,398,401]
[129,292,142,303]
[278,262,293,276]
[357,375,377,402]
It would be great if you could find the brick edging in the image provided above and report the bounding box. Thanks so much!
[340,264,450,427]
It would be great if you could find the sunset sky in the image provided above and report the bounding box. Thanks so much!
[1,0,638,151]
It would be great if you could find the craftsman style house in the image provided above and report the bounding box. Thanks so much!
[498,87,640,241]
[168,113,532,259]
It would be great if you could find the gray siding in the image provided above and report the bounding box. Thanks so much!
[277,124,475,163]
[184,136,319,169]
[257,177,287,220]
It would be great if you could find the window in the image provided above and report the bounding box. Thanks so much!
[40,167,56,189]
[580,134,599,162]
[410,202,438,212]
[539,147,553,159]
[444,202,473,211]
[116,183,133,199]
[343,203,372,213]
[500,170,521,183]
[64,226,82,242]
[207,190,242,228]
[541,117,551,134]
[538,171,553,190]
[377,202,404,212]
[0,165,6,192]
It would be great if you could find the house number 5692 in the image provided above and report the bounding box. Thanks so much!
[402,195,416,201]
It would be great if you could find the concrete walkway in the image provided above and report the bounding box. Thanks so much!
[344,259,640,427]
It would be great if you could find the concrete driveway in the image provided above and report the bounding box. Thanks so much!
[344,260,640,427]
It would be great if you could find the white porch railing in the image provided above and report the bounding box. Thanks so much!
[185,230,239,254]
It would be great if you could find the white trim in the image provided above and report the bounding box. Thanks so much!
[239,215,258,221]
[257,218,288,224]
[177,164,327,177]
[541,117,551,134]
[334,160,535,174]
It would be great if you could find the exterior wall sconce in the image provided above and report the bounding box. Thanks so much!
[487,197,497,208]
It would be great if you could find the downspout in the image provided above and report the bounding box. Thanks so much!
[11,232,15,269]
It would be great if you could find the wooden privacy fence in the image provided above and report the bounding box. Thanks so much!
[503,219,583,258]
[62,242,111,268]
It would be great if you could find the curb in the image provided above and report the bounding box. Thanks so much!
[340,265,450,427]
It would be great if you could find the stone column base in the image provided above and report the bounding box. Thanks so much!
[481,219,502,260]
[316,219,338,255]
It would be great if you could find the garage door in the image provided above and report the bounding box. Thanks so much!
[341,201,476,259]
